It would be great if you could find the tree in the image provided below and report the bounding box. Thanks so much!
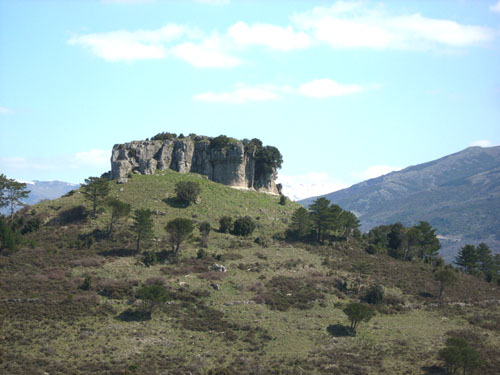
[219,216,233,233]
[352,262,370,295]
[434,268,457,300]
[81,177,110,218]
[476,243,495,282]
[388,223,405,259]
[286,207,312,241]
[0,174,8,210]
[1,178,30,218]
[198,221,211,248]
[136,284,169,316]
[309,197,333,243]
[414,221,441,261]
[439,337,481,375]
[165,218,194,255]
[455,245,478,275]
[132,209,154,252]
[232,216,256,237]
[106,198,131,238]
[175,181,201,205]
[340,210,360,241]
[343,302,374,332]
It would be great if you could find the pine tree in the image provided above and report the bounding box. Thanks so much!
[132,209,154,252]
[455,245,478,274]
[81,177,110,218]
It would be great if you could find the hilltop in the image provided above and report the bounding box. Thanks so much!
[300,146,500,259]
[1,170,500,375]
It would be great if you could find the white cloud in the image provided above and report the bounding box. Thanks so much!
[353,165,403,180]
[170,38,242,68]
[299,79,366,98]
[194,78,374,103]
[228,22,310,51]
[490,1,500,13]
[277,172,348,201]
[293,2,496,50]
[470,140,493,147]
[68,24,189,62]
[0,106,12,115]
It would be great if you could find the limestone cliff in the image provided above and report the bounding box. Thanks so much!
[109,135,281,194]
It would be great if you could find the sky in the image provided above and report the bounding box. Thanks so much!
[1,0,499,200]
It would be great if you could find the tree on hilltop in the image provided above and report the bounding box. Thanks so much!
[81,177,110,218]
[0,175,30,218]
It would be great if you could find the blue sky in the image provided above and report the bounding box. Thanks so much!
[1,0,499,199]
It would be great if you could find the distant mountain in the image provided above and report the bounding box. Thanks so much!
[1,180,79,214]
[300,146,500,260]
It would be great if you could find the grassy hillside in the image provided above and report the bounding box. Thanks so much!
[1,170,500,375]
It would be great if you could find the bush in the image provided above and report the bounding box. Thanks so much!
[343,302,374,332]
[279,195,287,205]
[136,284,170,315]
[21,218,41,234]
[219,216,233,233]
[364,284,385,304]
[175,181,201,205]
[232,216,256,237]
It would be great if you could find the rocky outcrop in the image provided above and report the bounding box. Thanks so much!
[110,135,280,194]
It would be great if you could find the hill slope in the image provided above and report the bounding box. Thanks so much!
[300,146,500,258]
[1,170,500,375]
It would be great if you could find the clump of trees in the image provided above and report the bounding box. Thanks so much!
[455,243,499,284]
[175,181,201,205]
[365,221,441,262]
[286,198,360,243]
[439,337,481,375]
[151,132,177,141]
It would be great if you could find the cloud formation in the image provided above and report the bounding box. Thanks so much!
[470,140,493,147]
[293,2,496,50]
[70,2,497,65]
[194,79,375,103]
[491,1,500,13]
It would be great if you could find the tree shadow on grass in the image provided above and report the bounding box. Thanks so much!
[115,308,151,322]
[327,324,356,337]
[163,197,189,209]
[419,292,435,299]
[98,248,139,257]
[421,365,445,374]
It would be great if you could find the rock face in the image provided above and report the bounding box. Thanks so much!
[110,136,280,194]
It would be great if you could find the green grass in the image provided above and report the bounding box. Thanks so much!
[1,171,500,374]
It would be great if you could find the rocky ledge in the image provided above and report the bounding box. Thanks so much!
[109,133,282,195]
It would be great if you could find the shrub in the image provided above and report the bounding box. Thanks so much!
[364,284,385,305]
[198,221,211,247]
[232,216,256,237]
[136,285,170,315]
[21,218,41,234]
[219,216,233,233]
[143,251,158,266]
[175,181,201,205]
[279,195,287,205]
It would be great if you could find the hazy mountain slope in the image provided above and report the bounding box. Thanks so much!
[23,180,79,205]
[300,146,500,258]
